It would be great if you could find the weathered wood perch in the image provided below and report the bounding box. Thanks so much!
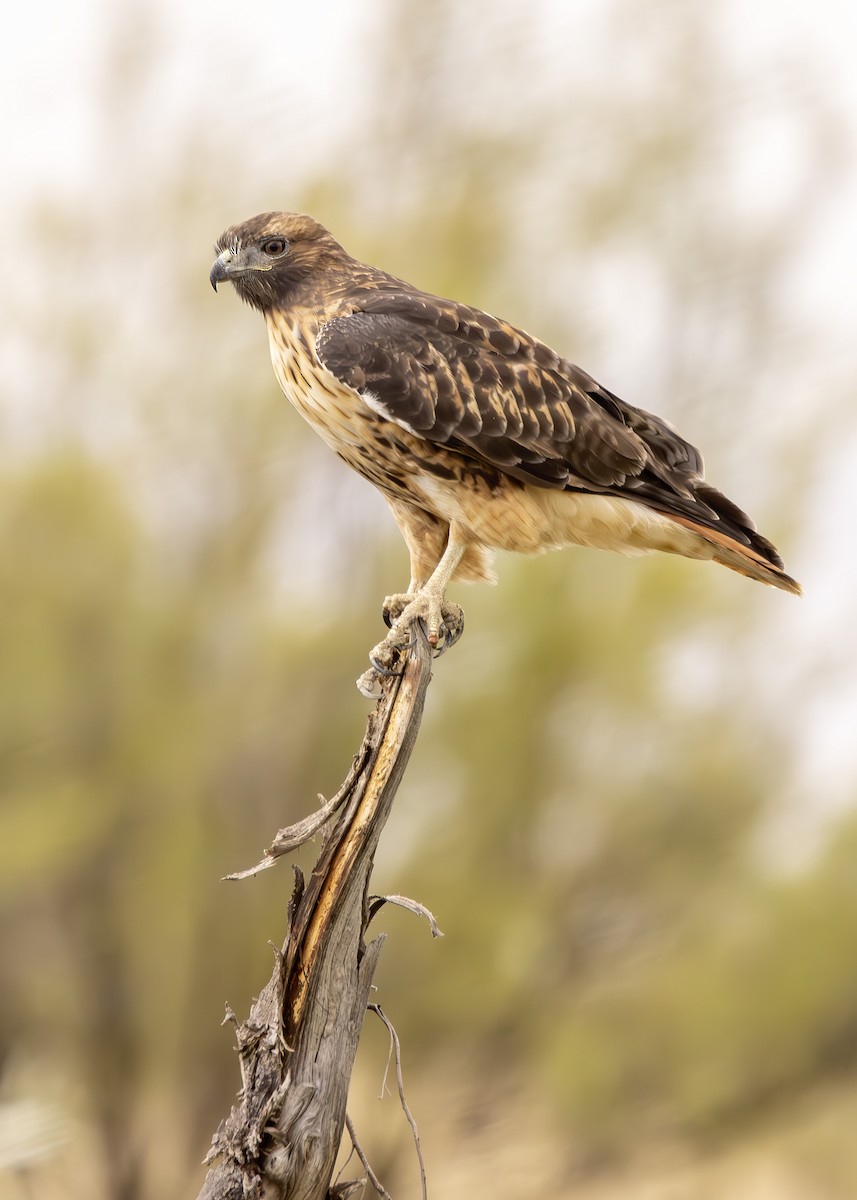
[196,626,440,1200]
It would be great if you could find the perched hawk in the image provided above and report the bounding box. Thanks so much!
[210,212,800,658]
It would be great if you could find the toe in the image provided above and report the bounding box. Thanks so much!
[421,597,445,647]
[356,668,383,700]
[435,601,464,654]
[382,592,412,629]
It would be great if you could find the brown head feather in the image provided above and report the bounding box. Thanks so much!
[212,212,349,312]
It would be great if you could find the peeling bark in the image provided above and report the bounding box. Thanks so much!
[196,627,437,1200]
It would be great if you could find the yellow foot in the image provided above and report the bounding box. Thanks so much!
[382,590,464,651]
[356,591,464,698]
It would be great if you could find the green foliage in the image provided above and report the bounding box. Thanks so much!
[0,454,383,1189]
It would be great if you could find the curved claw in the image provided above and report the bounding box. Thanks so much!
[427,603,464,657]
[431,631,456,659]
[362,591,463,695]
[368,653,404,678]
[382,593,412,630]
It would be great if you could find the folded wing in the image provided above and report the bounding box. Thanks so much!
[316,290,797,590]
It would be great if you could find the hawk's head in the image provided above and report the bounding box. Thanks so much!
[210,212,345,312]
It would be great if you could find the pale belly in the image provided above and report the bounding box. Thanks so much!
[411,470,709,561]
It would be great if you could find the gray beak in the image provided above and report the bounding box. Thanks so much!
[209,250,233,291]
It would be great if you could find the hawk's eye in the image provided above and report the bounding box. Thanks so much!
[261,238,287,257]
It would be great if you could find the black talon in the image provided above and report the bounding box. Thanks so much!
[369,654,404,678]
[432,632,453,658]
[432,604,464,657]
[382,593,411,630]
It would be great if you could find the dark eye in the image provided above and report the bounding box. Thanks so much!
[261,238,287,256]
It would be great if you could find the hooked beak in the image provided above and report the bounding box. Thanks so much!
[209,249,233,292]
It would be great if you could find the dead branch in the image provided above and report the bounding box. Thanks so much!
[195,625,438,1200]
[370,1005,427,1200]
[343,1114,392,1200]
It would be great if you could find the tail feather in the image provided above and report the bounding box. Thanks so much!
[667,507,802,595]
[626,475,801,595]
[589,397,801,595]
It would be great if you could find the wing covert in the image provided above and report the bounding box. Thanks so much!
[315,299,702,496]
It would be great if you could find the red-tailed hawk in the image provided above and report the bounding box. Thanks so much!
[210,212,799,664]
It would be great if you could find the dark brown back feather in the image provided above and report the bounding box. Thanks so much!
[316,290,787,573]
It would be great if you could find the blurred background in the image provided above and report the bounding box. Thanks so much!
[2,0,857,1196]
